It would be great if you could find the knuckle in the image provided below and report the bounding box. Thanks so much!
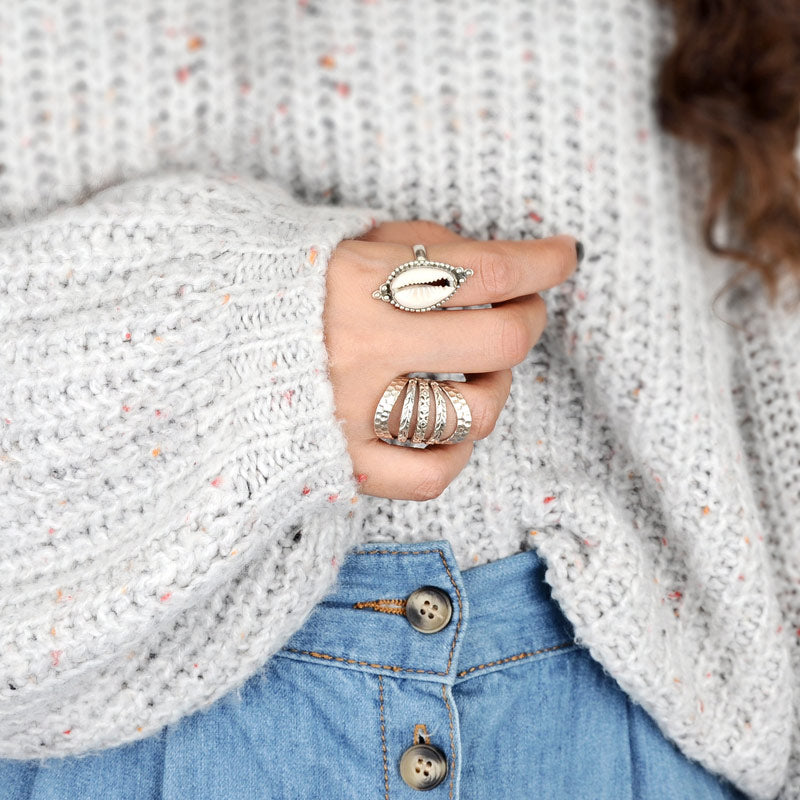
[480,248,516,297]
[494,308,533,366]
[410,464,450,502]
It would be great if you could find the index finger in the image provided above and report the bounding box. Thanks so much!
[371,234,582,310]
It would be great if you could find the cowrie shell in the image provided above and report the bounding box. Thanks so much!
[373,259,474,312]
[394,266,457,309]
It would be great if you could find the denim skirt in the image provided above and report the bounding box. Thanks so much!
[1,539,749,799]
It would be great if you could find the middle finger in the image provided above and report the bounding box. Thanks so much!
[367,234,579,310]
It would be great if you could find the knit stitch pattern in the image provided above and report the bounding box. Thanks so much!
[0,171,393,755]
[0,2,798,798]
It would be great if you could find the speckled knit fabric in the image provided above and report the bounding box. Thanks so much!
[1,1,798,798]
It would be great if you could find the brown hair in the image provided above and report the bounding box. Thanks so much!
[657,0,800,304]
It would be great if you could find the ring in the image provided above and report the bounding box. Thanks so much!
[372,243,474,312]
[411,380,431,444]
[396,377,418,443]
[373,375,472,445]
[435,383,472,444]
[427,381,449,444]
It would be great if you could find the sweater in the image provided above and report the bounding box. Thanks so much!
[1,1,798,798]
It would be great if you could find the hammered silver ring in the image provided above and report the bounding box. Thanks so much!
[373,375,472,446]
[372,243,474,312]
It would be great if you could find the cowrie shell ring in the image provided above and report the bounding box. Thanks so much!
[372,243,474,312]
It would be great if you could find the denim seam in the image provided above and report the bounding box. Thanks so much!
[280,648,450,675]
[456,641,576,677]
[378,674,390,800]
[625,693,638,800]
[441,684,456,800]
[349,547,464,675]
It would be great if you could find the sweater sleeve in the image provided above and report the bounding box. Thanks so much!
[0,171,393,759]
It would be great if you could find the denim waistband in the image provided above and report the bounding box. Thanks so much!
[278,540,577,685]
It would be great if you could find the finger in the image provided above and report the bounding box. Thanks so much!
[355,219,463,244]
[381,293,548,374]
[364,234,579,309]
[354,437,474,501]
[383,370,512,443]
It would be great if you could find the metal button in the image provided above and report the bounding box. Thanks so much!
[405,586,452,633]
[399,743,448,790]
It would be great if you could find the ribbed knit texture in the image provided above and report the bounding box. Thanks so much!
[0,2,798,798]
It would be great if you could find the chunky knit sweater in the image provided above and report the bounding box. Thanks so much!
[1,1,798,798]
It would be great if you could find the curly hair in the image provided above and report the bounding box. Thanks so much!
[657,0,800,304]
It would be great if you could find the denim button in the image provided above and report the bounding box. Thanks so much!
[405,586,452,633]
[399,743,448,790]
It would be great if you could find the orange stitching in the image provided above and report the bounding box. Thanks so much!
[281,648,447,675]
[346,547,464,675]
[442,684,456,800]
[353,598,407,616]
[413,723,430,744]
[456,641,574,677]
[379,675,389,800]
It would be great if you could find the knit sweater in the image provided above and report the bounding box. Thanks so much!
[0,1,798,798]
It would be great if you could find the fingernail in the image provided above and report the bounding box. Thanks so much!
[575,240,585,265]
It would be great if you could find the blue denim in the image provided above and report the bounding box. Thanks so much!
[1,540,750,799]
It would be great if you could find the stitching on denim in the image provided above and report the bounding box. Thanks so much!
[353,598,407,616]
[441,684,456,800]
[413,723,430,744]
[378,674,389,800]
[456,641,575,677]
[352,548,447,555]
[351,548,464,674]
[281,648,448,675]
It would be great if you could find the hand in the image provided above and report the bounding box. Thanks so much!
[323,220,579,501]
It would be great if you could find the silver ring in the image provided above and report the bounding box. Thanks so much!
[436,384,472,444]
[373,377,408,440]
[396,377,418,443]
[373,375,473,446]
[411,380,432,443]
[372,243,474,312]
[427,381,449,444]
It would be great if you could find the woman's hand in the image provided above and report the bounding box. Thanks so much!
[323,219,579,501]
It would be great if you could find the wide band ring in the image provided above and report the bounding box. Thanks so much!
[435,383,472,445]
[372,243,474,312]
[373,375,472,446]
